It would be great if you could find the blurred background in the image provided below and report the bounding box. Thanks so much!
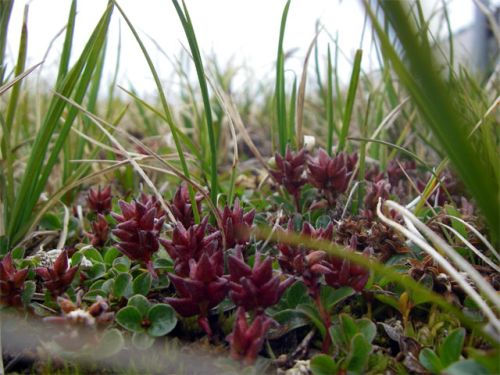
[5,0,497,96]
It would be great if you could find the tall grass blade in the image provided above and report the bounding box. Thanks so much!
[172,0,218,205]
[288,77,297,145]
[275,0,291,155]
[338,49,362,152]
[114,1,200,224]
[55,0,77,85]
[2,5,28,226]
[326,44,334,155]
[0,0,14,85]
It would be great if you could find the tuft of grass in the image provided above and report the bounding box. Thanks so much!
[4,1,114,250]
[364,0,499,242]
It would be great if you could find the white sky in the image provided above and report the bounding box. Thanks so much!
[6,0,476,96]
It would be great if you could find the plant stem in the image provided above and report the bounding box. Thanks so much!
[314,294,332,354]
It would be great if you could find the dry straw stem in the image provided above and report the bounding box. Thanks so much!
[74,103,225,227]
[438,222,500,273]
[0,62,42,96]
[56,205,70,250]
[377,199,500,335]
[296,29,321,149]
[445,215,500,262]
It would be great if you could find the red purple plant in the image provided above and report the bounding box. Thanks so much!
[165,252,228,336]
[170,183,203,228]
[226,307,273,365]
[36,250,79,297]
[112,198,165,276]
[386,159,416,187]
[365,164,384,182]
[87,186,112,214]
[307,149,351,204]
[227,247,293,314]
[363,179,391,217]
[324,237,371,292]
[0,252,29,306]
[269,146,307,210]
[219,199,255,250]
[138,193,167,220]
[277,221,334,299]
[160,216,221,277]
[88,214,109,247]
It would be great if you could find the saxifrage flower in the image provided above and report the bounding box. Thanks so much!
[227,247,293,313]
[36,250,79,297]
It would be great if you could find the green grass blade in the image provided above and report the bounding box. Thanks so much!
[114,0,200,223]
[288,76,297,145]
[172,0,218,205]
[326,44,334,155]
[275,0,291,155]
[338,49,362,152]
[0,0,14,85]
[55,0,76,86]
[314,34,325,103]
[2,5,28,225]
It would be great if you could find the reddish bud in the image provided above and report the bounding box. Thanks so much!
[87,186,112,214]
[226,307,273,365]
[88,214,109,247]
[0,252,29,306]
[219,199,255,250]
[36,250,79,297]
[170,183,203,228]
[165,252,228,336]
[270,146,307,205]
[112,196,166,276]
[160,216,221,277]
[227,248,293,313]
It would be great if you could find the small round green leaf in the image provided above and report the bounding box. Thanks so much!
[104,247,121,265]
[116,306,143,333]
[310,354,338,375]
[128,294,151,316]
[113,256,131,272]
[133,272,152,296]
[346,333,372,373]
[85,263,106,280]
[147,304,177,337]
[83,248,104,264]
[419,348,443,373]
[113,272,132,298]
[439,327,466,368]
[83,289,107,302]
[357,318,377,344]
[443,359,488,375]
